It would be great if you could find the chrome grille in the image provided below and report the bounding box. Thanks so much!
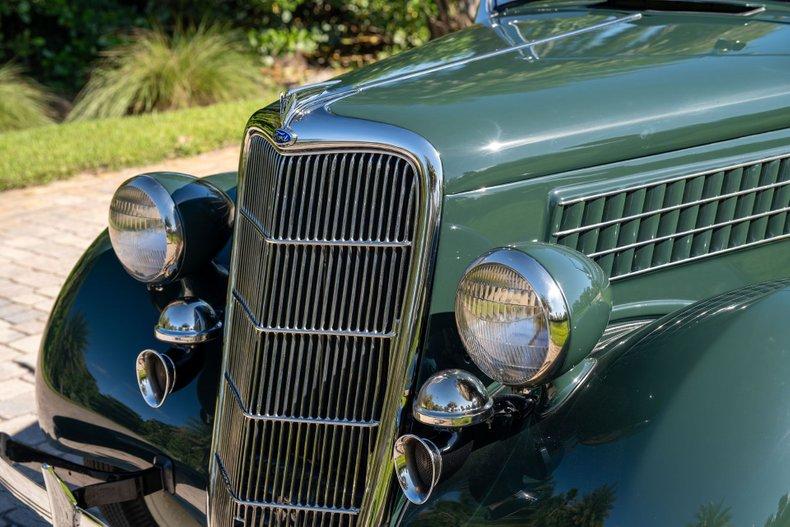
[550,155,790,280]
[210,133,426,526]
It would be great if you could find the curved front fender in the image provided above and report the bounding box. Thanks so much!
[34,172,236,524]
[401,281,790,526]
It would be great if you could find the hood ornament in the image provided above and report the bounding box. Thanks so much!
[276,80,343,144]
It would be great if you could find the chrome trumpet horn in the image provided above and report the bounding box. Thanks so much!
[393,434,443,505]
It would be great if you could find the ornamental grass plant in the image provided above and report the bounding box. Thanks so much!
[69,25,267,120]
[0,63,55,132]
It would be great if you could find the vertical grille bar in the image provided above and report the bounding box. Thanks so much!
[210,131,428,526]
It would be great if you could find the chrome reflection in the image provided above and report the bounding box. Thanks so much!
[455,247,571,387]
[154,298,222,345]
[41,465,104,527]
[135,350,176,409]
[135,347,204,408]
[413,369,494,428]
[108,174,184,284]
[393,434,442,505]
[541,358,597,417]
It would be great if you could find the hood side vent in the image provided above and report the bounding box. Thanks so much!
[549,154,790,281]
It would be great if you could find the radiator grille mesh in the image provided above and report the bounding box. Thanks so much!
[210,134,422,526]
[551,156,790,279]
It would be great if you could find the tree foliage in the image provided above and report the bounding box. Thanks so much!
[1,0,479,96]
[0,0,157,96]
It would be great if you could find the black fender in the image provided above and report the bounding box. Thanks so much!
[35,172,236,524]
[400,280,790,526]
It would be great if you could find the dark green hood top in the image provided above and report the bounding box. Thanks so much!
[311,4,790,193]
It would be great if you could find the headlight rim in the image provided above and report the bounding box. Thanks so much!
[455,246,571,387]
[108,174,186,284]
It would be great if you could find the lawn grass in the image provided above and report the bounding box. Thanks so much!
[0,94,277,190]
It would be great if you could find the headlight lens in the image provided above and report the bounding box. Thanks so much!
[455,248,569,386]
[108,175,184,283]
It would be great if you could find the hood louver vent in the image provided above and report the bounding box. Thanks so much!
[550,155,790,280]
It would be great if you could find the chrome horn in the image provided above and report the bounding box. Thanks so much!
[135,347,203,408]
[393,434,442,505]
[393,370,540,505]
[135,350,176,408]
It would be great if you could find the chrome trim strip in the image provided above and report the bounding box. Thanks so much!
[645,5,766,16]
[240,207,412,247]
[224,373,381,428]
[555,180,790,236]
[233,291,397,338]
[611,233,790,281]
[740,6,767,16]
[0,456,53,523]
[588,206,790,257]
[478,0,497,24]
[593,319,654,351]
[214,455,361,515]
[557,152,790,205]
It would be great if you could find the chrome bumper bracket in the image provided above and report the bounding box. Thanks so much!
[42,464,105,527]
[0,432,175,525]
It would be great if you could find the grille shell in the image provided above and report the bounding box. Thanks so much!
[550,155,790,280]
[209,124,438,527]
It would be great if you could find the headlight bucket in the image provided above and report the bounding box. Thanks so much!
[109,172,233,284]
[455,244,611,387]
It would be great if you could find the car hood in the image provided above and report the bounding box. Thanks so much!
[318,6,790,194]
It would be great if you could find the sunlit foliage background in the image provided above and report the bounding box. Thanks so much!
[0,0,478,98]
[0,0,477,187]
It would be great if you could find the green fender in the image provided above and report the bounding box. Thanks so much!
[400,280,790,526]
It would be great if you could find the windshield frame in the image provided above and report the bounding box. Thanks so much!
[483,0,782,17]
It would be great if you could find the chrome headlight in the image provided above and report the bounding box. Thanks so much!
[109,175,183,283]
[109,173,233,284]
[455,245,611,387]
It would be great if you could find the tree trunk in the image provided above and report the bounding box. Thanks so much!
[429,0,479,38]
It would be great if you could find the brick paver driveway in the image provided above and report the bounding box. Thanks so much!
[0,147,239,525]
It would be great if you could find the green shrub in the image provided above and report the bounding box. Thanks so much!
[0,63,54,132]
[69,25,267,121]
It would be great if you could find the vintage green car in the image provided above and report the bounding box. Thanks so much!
[1,0,789,525]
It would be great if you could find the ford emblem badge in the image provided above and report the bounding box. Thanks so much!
[273,127,296,146]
